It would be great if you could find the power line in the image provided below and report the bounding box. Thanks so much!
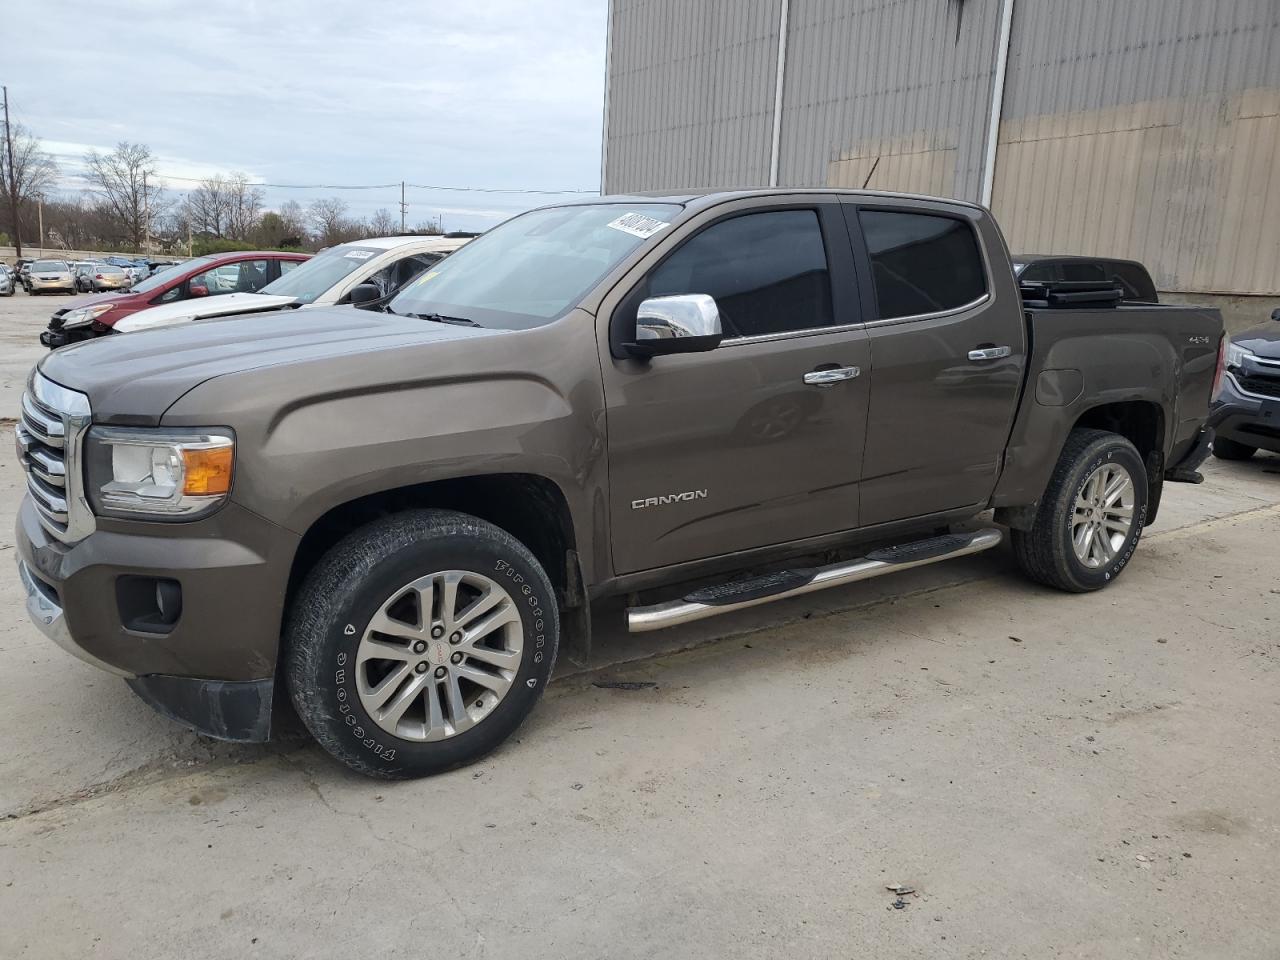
[53,163,598,195]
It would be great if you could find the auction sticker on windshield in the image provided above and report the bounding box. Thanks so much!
[607,213,670,239]
[344,250,375,260]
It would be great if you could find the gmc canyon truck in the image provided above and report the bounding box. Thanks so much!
[15,190,1221,779]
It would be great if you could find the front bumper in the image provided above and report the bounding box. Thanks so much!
[40,326,102,348]
[1209,373,1280,454]
[14,496,300,741]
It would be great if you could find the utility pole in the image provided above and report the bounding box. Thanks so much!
[2,85,23,258]
[142,170,149,253]
[187,221,192,258]
[399,181,408,233]
[37,195,43,256]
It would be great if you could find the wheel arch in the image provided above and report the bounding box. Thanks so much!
[284,472,591,664]
[1070,401,1166,525]
[996,398,1168,529]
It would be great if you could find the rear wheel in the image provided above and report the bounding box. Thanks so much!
[1012,429,1147,592]
[285,509,559,779]
[1211,436,1256,461]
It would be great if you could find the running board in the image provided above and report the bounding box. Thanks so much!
[626,528,1003,633]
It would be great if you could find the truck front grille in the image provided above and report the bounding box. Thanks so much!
[15,372,95,543]
[1235,373,1280,400]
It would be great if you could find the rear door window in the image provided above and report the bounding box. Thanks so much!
[859,210,987,320]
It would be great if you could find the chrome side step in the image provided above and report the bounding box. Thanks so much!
[626,528,1003,633]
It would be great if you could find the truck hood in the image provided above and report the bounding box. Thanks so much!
[38,306,505,425]
[111,292,298,333]
[1233,324,1280,360]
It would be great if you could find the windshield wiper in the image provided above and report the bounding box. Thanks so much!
[407,312,481,327]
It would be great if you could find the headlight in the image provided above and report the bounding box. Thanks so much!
[1225,341,1255,370]
[85,427,234,520]
[61,304,116,329]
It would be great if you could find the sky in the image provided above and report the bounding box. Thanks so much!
[5,0,608,232]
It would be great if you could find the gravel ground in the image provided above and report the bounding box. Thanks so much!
[1,292,1278,959]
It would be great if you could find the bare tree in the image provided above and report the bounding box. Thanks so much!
[277,199,308,246]
[308,196,351,247]
[368,208,398,236]
[84,141,165,252]
[225,172,264,240]
[412,217,443,236]
[183,175,231,238]
[1,121,59,256]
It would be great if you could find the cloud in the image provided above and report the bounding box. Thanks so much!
[7,0,607,230]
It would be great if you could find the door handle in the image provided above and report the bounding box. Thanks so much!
[803,366,860,386]
[967,346,1012,361]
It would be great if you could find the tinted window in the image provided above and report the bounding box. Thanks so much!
[643,209,834,338]
[1061,261,1106,282]
[1018,262,1058,283]
[1108,262,1157,302]
[860,211,986,319]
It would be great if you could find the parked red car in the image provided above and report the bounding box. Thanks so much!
[40,250,310,347]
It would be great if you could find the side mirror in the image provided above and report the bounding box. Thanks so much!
[1271,307,1280,322]
[189,283,209,298]
[625,294,724,359]
[346,282,383,306]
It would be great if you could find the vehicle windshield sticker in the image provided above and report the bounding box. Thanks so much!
[606,213,670,239]
[344,250,375,260]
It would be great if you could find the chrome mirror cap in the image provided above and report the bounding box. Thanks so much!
[628,294,724,358]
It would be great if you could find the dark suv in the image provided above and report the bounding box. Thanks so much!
[40,250,310,347]
[1209,308,1280,460]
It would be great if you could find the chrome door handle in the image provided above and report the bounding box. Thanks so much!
[967,346,1012,361]
[803,366,860,386]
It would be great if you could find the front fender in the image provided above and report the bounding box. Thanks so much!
[162,310,609,582]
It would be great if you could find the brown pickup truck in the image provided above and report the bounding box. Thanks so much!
[15,189,1222,779]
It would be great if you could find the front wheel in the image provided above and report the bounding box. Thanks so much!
[1012,429,1147,592]
[284,509,559,779]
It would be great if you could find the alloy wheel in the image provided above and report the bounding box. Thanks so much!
[1071,463,1135,568]
[355,570,523,741]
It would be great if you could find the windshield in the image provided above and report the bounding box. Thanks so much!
[33,260,69,271]
[259,245,379,303]
[388,203,681,329]
[130,256,214,294]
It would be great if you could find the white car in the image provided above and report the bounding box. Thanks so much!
[112,235,471,334]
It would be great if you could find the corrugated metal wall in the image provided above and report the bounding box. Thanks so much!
[604,0,783,192]
[781,0,1003,199]
[604,0,1280,296]
[992,0,1280,296]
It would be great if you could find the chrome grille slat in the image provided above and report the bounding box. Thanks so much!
[21,394,66,448]
[27,474,69,523]
[17,372,94,543]
[26,446,66,487]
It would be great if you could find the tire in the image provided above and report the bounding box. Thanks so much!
[284,508,559,779]
[1011,429,1148,593]
[1211,436,1256,461]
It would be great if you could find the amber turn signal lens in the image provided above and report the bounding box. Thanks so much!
[180,446,233,496]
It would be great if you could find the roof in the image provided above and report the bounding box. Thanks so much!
[1014,253,1146,267]
[202,250,310,263]
[333,235,471,252]
[544,187,987,214]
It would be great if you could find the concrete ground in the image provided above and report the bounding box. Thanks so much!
[1,292,1278,959]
